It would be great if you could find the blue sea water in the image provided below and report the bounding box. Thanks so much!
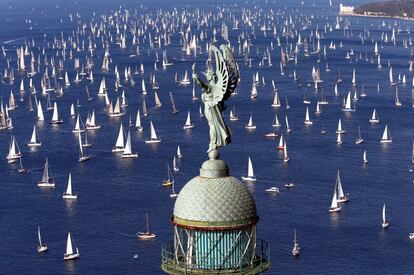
[0,0,414,274]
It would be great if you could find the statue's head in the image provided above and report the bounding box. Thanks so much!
[203,69,216,82]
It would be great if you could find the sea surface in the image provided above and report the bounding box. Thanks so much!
[0,0,414,274]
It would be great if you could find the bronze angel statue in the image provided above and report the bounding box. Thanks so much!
[192,44,239,154]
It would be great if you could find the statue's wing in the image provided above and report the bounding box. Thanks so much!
[220,44,239,101]
[211,45,228,105]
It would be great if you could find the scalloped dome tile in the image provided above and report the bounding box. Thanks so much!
[174,176,257,222]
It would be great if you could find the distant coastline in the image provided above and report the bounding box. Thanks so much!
[339,0,414,21]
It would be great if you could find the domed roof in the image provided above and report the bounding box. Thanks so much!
[173,175,257,227]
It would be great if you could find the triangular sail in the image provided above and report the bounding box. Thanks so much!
[66,232,74,255]
[115,123,125,148]
[247,157,254,177]
[66,173,72,195]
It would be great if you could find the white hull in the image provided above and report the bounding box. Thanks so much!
[86,125,101,130]
[380,139,392,143]
[112,147,124,152]
[369,119,379,123]
[304,121,313,125]
[337,196,349,203]
[382,222,389,229]
[170,193,178,198]
[245,125,256,130]
[64,253,80,261]
[108,112,126,117]
[63,193,78,199]
[72,129,85,133]
[137,233,156,240]
[183,124,195,130]
[145,139,161,144]
[122,153,138,158]
[50,120,63,124]
[37,245,48,253]
[28,142,41,147]
[329,206,341,213]
[79,155,91,162]
[265,187,279,193]
[37,182,55,188]
[341,108,355,112]
[241,176,256,182]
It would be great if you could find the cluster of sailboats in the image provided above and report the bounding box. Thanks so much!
[4,0,414,267]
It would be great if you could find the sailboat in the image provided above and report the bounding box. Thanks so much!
[7,135,22,163]
[112,123,125,152]
[341,91,355,112]
[137,212,156,240]
[63,173,77,199]
[241,157,256,182]
[37,158,55,187]
[380,124,392,143]
[170,176,178,198]
[176,145,182,159]
[18,158,30,173]
[363,150,368,164]
[169,92,180,114]
[395,86,402,106]
[108,97,125,117]
[369,109,379,123]
[336,118,345,134]
[63,232,80,260]
[230,106,239,121]
[78,133,91,162]
[86,109,100,130]
[283,141,289,163]
[145,121,161,143]
[336,133,343,145]
[292,229,300,257]
[245,114,256,130]
[72,114,85,133]
[382,204,389,229]
[122,131,138,158]
[162,164,174,187]
[50,102,63,124]
[173,156,179,172]
[272,113,281,127]
[271,91,281,107]
[28,125,41,147]
[336,170,349,203]
[37,226,48,253]
[355,127,364,144]
[329,183,341,213]
[135,110,143,131]
[182,110,195,129]
[285,115,292,132]
[304,107,313,125]
[277,134,285,150]
[180,70,191,86]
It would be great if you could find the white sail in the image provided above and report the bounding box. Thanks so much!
[330,188,339,209]
[247,157,254,177]
[115,123,125,148]
[38,226,43,246]
[37,101,44,121]
[135,110,142,129]
[51,102,59,121]
[382,204,387,224]
[66,232,74,255]
[30,125,37,143]
[336,171,345,198]
[150,121,158,140]
[363,150,368,163]
[66,173,73,195]
[78,133,84,156]
[124,131,132,155]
